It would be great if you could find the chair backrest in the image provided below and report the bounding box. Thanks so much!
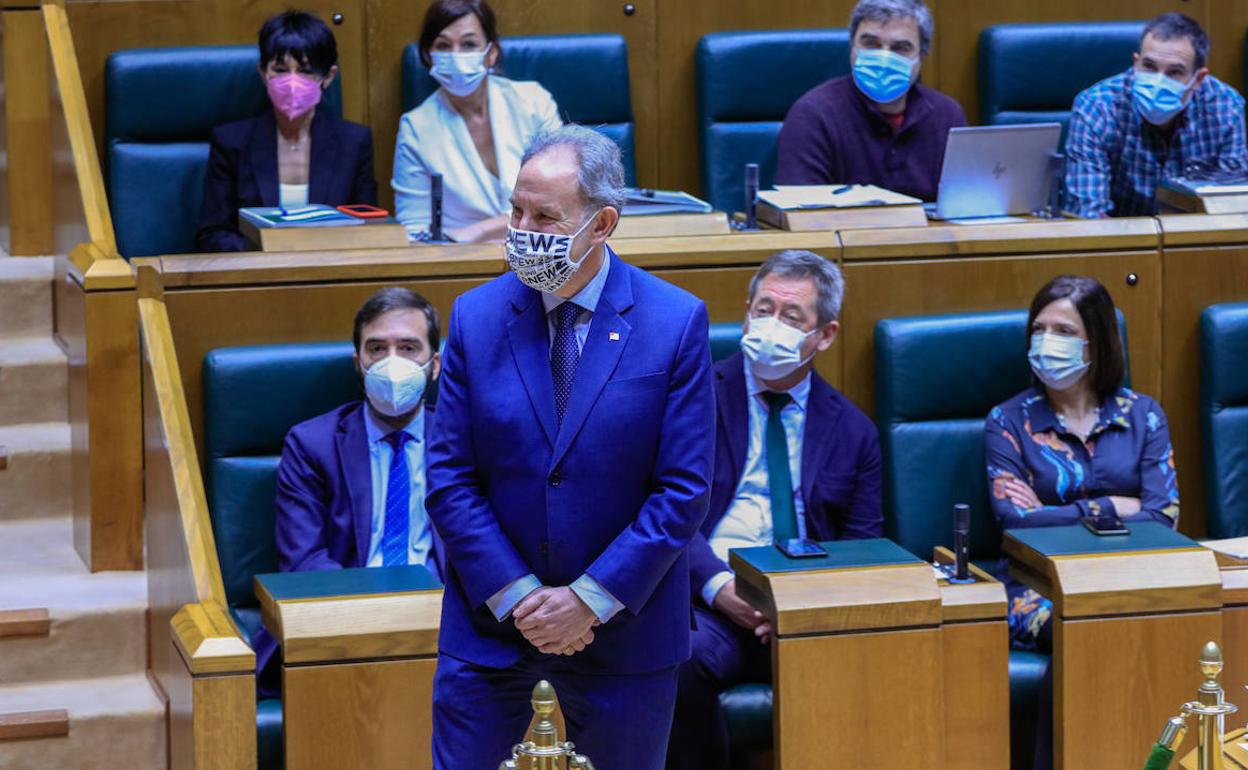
[105,46,343,259]
[978,22,1143,144]
[1200,302,1248,538]
[202,341,360,609]
[875,309,1129,561]
[696,29,851,213]
[709,322,743,362]
[400,34,636,185]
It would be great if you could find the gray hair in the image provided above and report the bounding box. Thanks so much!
[521,125,628,212]
[849,0,934,56]
[748,250,845,325]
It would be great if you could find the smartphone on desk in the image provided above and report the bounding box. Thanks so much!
[775,538,827,559]
[336,204,390,219]
[1082,515,1129,536]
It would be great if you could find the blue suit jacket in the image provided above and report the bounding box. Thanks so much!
[688,352,884,595]
[427,248,715,674]
[195,108,377,252]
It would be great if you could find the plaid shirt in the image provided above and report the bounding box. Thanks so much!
[1064,68,1247,218]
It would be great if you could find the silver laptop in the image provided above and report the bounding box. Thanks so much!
[927,123,1063,220]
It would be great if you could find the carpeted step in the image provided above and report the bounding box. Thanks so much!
[0,519,146,685]
[0,674,165,770]
[0,337,67,427]
[0,258,53,341]
[0,423,71,521]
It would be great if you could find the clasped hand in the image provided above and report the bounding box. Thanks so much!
[513,586,599,656]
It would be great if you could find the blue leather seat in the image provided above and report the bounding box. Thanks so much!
[696,29,850,213]
[1201,302,1248,538]
[978,22,1144,143]
[202,340,362,769]
[875,308,1128,767]
[105,46,343,259]
[400,34,636,185]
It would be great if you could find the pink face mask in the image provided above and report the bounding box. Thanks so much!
[266,73,323,121]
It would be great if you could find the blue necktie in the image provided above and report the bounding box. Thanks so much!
[381,430,413,566]
[551,302,582,424]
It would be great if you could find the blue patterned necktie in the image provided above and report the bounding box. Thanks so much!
[551,301,583,424]
[381,430,413,566]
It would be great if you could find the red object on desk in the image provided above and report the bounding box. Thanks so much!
[336,204,390,219]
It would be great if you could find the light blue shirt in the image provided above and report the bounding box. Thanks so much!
[485,253,625,624]
[702,357,810,607]
[363,406,434,568]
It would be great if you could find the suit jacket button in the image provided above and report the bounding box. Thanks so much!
[549,470,562,486]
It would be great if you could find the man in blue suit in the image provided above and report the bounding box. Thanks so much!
[260,287,444,692]
[665,250,883,770]
[426,125,715,769]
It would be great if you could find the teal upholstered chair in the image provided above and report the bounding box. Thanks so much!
[1201,302,1248,537]
[400,34,636,185]
[875,307,1128,768]
[202,340,362,769]
[104,46,343,259]
[978,22,1144,145]
[696,29,851,213]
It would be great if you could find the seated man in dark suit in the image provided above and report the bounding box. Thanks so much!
[666,250,883,770]
[254,287,443,693]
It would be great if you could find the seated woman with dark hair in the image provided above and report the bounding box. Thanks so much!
[985,275,1180,652]
[196,10,378,252]
[392,0,562,243]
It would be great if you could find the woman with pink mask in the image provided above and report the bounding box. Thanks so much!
[196,10,377,252]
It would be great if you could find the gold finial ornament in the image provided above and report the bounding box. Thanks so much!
[498,681,596,770]
[1180,641,1238,770]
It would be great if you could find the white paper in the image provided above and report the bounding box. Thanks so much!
[760,184,921,210]
[946,215,1030,225]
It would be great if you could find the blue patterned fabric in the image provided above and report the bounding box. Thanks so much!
[1064,69,1247,218]
[551,302,582,424]
[381,431,413,567]
[985,385,1180,649]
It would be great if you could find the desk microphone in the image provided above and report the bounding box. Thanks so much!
[953,503,970,581]
[430,173,445,242]
[744,163,759,230]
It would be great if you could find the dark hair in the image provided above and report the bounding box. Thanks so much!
[1026,276,1124,401]
[1141,12,1209,70]
[353,287,440,353]
[417,0,502,69]
[259,10,338,77]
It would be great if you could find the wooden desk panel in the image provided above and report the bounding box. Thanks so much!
[841,249,1162,415]
[284,657,435,770]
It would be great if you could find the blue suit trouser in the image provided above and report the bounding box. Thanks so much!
[432,649,679,770]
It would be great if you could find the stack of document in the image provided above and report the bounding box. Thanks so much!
[621,189,714,216]
[755,184,927,231]
[239,205,363,228]
[758,184,921,210]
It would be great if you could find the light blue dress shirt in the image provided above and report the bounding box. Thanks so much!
[363,406,434,568]
[702,358,811,606]
[484,253,625,624]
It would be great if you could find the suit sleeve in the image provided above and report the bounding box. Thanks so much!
[274,429,346,572]
[391,116,432,236]
[687,531,730,602]
[985,408,1086,528]
[584,302,715,615]
[425,296,535,608]
[351,126,379,206]
[195,127,249,253]
[840,420,884,539]
[775,96,837,185]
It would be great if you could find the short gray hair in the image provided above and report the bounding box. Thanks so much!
[748,250,845,325]
[521,125,628,212]
[849,0,934,56]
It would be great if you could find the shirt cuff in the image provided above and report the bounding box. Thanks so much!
[701,571,734,609]
[569,574,626,624]
[486,573,542,621]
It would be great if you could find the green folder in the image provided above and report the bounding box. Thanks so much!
[729,538,922,577]
[1006,521,1197,559]
[255,564,441,603]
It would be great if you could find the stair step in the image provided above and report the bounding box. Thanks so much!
[0,338,68,426]
[0,609,50,638]
[0,258,53,341]
[0,423,71,521]
[0,710,68,741]
[0,674,164,770]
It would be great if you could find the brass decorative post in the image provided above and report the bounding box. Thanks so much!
[498,681,596,770]
[1181,642,1239,770]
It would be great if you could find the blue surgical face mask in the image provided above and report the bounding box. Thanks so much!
[852,48,916,105]
[1028,333,1089,392]
[430,44,491,98]
[1133,70,1190,126]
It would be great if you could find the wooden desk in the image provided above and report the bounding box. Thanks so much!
[241,220,410,252]
[1201,538,1248,706]
[255,565,442,770]
[1005,523,1222,770]
[731,539,945,769]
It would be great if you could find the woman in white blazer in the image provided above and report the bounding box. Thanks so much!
[393,0,562,243]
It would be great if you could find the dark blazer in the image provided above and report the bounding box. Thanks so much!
[426,248,716,674]
[688,352,884,595]
[195,108,378,252]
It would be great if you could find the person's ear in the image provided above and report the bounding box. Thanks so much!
[485,43,500,71]
[257,62,268,83]
[353,351,364,378]
[1191,67,1209,91]
[593,206,620,242]
[815,320,840,352]
[430,351,442,381]
[321,64,339,90]
[1132,51,1141,69]
[742,301,753,335]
